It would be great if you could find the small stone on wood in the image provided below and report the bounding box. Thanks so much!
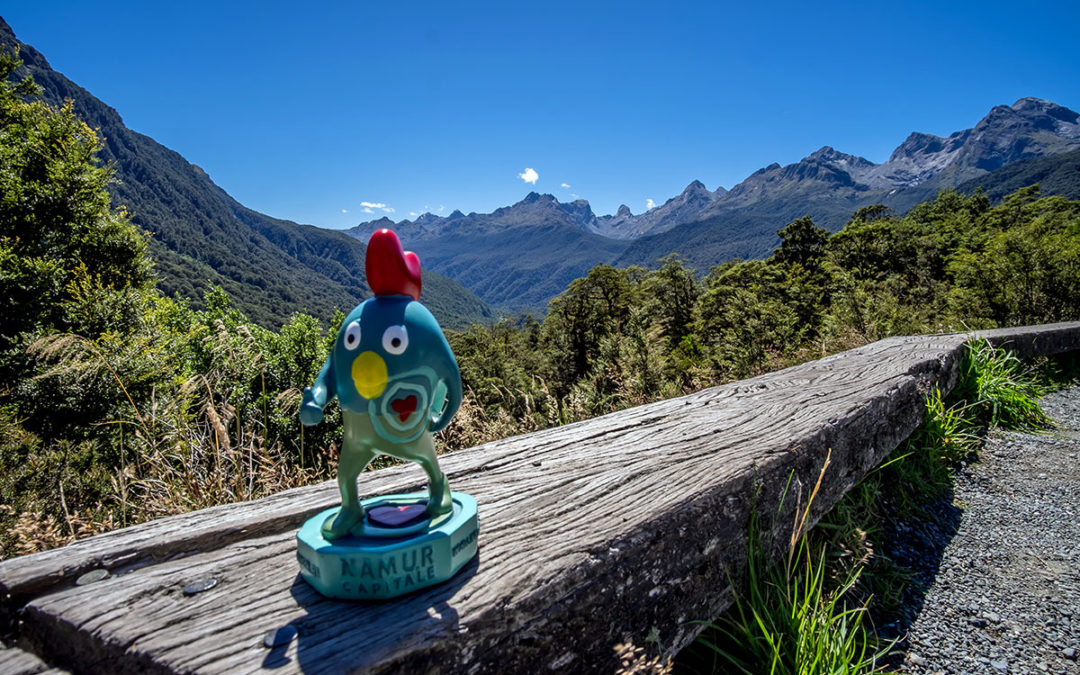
[263,625,297,649]
[182,578,218,596]
[75,569,108,586]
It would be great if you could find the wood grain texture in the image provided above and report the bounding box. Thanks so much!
[0,645,68,674]
[3,322,1079,674]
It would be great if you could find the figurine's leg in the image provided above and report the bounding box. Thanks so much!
[407,432,453,517]
[323,412,378,539]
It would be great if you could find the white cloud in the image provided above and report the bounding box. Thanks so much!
[646,198,657,210]
[518,167,539,184]
[360,201,395,213]
[560,182,571,189]
[341,209,348,214]
[409,211,419,217]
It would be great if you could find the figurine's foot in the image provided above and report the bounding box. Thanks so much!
[425,473,453,517]
[322,506,365,540]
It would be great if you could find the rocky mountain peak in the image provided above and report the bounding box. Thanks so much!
[1012,97,1080,125]
[956,97,1080,173]
[850,127,970,189]
[517,192,560,207]
[558,198,598,226]
[807,146,873,167]
[616,204,632,218]
[894,132,940,157]
[808,146,843,162]
[683,179,709,195]
[804,147,875,184]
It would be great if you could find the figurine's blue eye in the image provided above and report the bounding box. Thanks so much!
[382,325,408,355]
[343,321,362,351]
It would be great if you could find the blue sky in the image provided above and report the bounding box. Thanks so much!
[5,1,1079,228]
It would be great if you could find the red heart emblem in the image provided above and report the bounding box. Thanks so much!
[391,395,418,422]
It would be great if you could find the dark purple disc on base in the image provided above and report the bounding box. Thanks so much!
[367,503,428,528]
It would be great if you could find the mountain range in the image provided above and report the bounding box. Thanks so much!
[0,18,493,330]
[349,97,1080,312]
[5,15,1078,323]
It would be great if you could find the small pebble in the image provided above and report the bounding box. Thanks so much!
[75,569,109,586]
[264,625,297,649]
[182,578,218,596]
[1063,647,1077,661]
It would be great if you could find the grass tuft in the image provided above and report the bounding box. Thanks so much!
[954,338,1050,430]
[688,455,886,674]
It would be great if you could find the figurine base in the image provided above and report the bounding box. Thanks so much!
[296,492,478,600]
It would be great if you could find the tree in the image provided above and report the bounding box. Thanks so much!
[695,260,803,379]
[772,216,830,271]
[0,50,163,551]
[543,265,638,392]
[642,254,701,353]
[848,204,893,224]
[771,216,832,335]
[0,48,153,379]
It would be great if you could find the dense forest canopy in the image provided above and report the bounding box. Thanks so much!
[2,49,1079,557]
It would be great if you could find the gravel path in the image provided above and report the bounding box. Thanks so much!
[882,386,1080,674]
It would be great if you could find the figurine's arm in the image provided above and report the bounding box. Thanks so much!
[300,354,336,426]
[429,343,462,434]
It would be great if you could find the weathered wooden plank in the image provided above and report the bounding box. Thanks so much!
[973,322,1080,358]
[3,322,1080,674]
[1,325,1066,606]
[0,645,68,674]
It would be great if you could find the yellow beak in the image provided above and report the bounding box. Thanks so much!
[351,351,388,399]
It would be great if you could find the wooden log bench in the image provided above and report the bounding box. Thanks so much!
[3,322,1079,674]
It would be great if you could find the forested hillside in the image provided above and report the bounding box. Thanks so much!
[954,148,1080,202]
[3,43,1079,559]
[447,187,1080,442]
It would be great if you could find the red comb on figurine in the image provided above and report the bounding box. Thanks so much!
[366,229,422,300]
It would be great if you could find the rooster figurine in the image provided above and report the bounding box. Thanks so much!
[300,228,462,540]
